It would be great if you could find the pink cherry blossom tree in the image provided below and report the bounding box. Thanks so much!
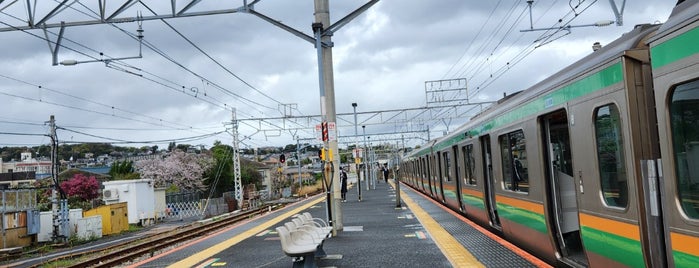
[135,150,213,191]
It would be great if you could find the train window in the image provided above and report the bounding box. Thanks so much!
[462,144,476,185]
[443,151,452,182]
[594,104,628,208]
[499,130,528,193]
[670,80,699,219]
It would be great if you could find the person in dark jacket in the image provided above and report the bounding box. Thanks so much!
[382,163,389,183]
[340,167,348,202]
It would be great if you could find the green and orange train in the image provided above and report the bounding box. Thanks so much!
[400,1,699,267]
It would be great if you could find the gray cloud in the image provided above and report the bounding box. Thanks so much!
[0,0,678,149]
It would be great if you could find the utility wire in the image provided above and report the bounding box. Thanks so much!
[0,73,203,131]
[58,127,226,145]
[468,0,600,98]
[140,2,285,107]
[0,88,197,130]
[442,0,503,80]
[69,1,276,117]
[0,132,48,137]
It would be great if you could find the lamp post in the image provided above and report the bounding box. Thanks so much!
[368,136,374,190]
[297,136,302,195]
[362,126,369,191]
[352,103,361,201]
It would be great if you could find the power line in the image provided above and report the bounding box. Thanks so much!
[58,127,227,145]
[4,4,270,119]
[0,14,237,120]
[442,0,503,80]
[468,0,601,98]
[0,88,202,130]
[0,73,206,131]
[139,2,286,108]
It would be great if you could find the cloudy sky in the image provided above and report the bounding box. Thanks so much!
[0,0,677,152]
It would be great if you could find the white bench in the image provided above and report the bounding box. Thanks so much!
[295,212,333,235]
[277,224,327,268]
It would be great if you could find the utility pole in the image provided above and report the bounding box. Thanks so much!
[49,115,59,242]
[48,115,67,243]
[314,0,346,232]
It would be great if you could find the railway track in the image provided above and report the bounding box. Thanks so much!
[31,205,280,268]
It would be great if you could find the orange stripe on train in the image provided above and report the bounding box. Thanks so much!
[496,195,544,215]
[578,213,639,241]
[670,231,699,256]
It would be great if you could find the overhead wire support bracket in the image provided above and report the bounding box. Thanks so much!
[45,22,66,66]
[520,0,619,33]
[245,0,379,48]
[56,14,145,66]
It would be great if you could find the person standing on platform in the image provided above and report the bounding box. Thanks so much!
[382,163,389,183]
[340,167,348,202]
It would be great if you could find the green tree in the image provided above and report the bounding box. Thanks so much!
[240,159,263,189]
[109,161,140,180]
[204,144,234,196]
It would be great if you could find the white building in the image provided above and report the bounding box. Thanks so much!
[1,152,52,178]
[102,179,165,225]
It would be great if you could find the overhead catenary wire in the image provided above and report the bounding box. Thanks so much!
[66,1,311,130]
[426,0,594,136]
[4,4,273,120]
[0,73,205,131]
[58,126,226,145]
[0,88,199,130]
[442,0,504,80]
[469,0,600,97]
[0,16,237,126]
[139,2,288,109]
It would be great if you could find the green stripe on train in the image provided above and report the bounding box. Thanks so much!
[443,189,458,200]
[580,226,644,267]
[496,202,547,234]
[462,194,485,210]
[467,62,623,137]
[674,250,699,268]
[651,25,699,69]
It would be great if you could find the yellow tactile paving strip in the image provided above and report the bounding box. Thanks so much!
[156,196,326,268]
[399,187,485,268]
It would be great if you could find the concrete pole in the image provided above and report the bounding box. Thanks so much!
[49,115,59,242]
[313,0,342,232]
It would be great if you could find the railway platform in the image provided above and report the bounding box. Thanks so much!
[129,176,550,268]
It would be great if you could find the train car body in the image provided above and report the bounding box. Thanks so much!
[649,1,699,267]
[400,2,699,267]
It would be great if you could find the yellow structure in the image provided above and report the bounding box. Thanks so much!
[84,202,129,235]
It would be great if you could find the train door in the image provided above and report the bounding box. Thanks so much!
[453,145,463,211]
[426,156,434,196]
[541,110,586,266]
[436,152,446,202]
[421,157,428,193]
[481,135,501,229]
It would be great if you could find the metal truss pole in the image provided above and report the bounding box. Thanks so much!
[232,109,243,207]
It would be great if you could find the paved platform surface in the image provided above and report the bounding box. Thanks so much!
[129,177,550,268]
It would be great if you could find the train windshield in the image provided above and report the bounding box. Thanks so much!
[671,80,699,219]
